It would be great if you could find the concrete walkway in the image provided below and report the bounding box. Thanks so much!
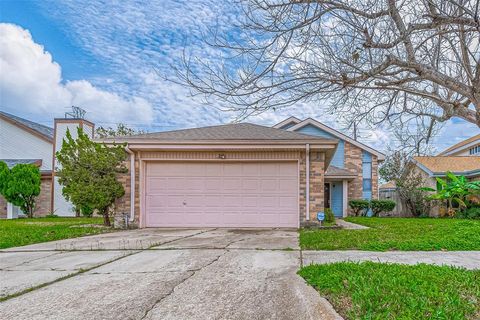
[0,229,341,320]
[303,250,480,270]
[335,219,369,230]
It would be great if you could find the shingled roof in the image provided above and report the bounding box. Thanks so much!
[413,156,480,175]
[103,123,338,143]
[0,111,54,142]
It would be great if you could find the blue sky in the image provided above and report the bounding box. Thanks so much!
[0,0,478,153]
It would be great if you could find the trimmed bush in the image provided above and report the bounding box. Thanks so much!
[349,199,370,217]
[325,208,335,223]
[370,199,396,217]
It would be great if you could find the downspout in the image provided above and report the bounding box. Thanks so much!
[125,146,135,222]
[306,143,310,221]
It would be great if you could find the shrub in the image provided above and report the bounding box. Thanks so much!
[455,207,480,219]
[324,208,335,223]
[349,199,370,216]
[370,199,396,217]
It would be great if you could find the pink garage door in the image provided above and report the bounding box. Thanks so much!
[145,162,298,228]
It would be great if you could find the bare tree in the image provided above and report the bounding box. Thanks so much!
[178,0,480,131]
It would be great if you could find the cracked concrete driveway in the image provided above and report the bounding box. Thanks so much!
[0,228,341,320]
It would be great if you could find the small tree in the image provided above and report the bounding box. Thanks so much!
[56,128,127,226]
[380,152,432,217]
[0,162,41,218]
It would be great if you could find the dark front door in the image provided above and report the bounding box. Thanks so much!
[324,183,331,209]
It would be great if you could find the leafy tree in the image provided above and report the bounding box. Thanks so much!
[56,128,127,226]
[421,172,480,213]
[95,123,145,138]
[380,152,432,217]
[0,162,41,217]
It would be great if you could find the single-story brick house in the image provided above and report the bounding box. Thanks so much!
[103,117,385,228]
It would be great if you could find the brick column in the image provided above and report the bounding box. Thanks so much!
[309,151,325,221]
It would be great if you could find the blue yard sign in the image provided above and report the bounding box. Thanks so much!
[317,212,325,222]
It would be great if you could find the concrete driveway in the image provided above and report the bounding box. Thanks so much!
[0,228,340,320]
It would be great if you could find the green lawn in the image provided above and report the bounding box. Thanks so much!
[299,262,480,320]
[0,217,112,249]
[300,217,480,251]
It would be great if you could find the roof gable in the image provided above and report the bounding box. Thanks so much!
[285,118,385,160]
[0,111,53,143]
[272,116,302,130]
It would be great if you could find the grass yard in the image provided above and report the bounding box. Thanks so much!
[299,262,480,320]
[300,217,480,251]
[0,217,112,249]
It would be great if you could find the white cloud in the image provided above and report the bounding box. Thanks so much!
[0,23,154,125]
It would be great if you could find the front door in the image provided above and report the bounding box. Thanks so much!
[324,183,331,209]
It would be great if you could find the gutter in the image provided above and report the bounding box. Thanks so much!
[306,143,310,221]
[125,146,135,222]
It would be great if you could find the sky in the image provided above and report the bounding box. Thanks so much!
[0,0,478,154]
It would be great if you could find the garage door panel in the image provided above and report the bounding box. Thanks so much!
[260,179,278,191]
[145,162,298,228]
[242,179,261,192]
[223,163,243,175]
[204,178,223,191]
[277,162,298,176]
[223,178,242,190]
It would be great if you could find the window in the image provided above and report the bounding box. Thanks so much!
[362,152,373,195]
[363,179,372,192]
[469,145,480,155]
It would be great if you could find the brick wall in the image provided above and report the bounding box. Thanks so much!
[344,142,363,215]
[33,176,52,216]
[115,149,326,227]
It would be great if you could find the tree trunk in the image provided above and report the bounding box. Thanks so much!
[103,209,111,226]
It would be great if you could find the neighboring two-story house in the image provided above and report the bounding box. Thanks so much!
[0,111,94,218]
